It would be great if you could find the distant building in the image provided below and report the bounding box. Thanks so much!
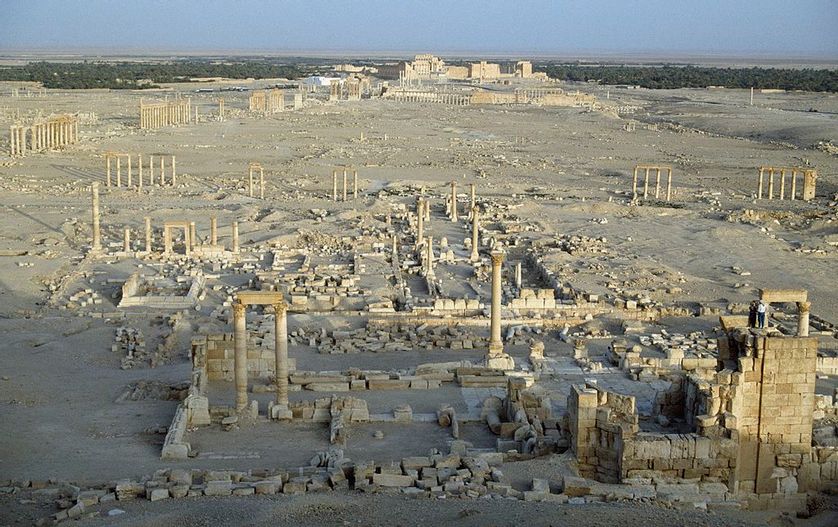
[469,61,501,80]
[303,76,342,87]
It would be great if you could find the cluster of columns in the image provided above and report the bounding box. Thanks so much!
[759,289,812,337]
[632,164,673,201]
[139,98,191,129]
[249,89,285,114]
[232,294,291,419]
[513,87,565,102]
[9,115,79,157]
[757,166,818,202]
[106,153,176,189]
[331,167,359,201]
[392,90,471,105]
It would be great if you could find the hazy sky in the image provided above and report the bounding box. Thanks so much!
[1,0,837,56]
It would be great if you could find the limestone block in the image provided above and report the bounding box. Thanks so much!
[203,481,232,496]
[148,488,169,501]
[372,473,414,487]
[563,477,591,497]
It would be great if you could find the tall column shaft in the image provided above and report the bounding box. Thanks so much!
[123,227,130,253]
[233,303,248,411]
[210,216,218,245]
[145,217,152,253]
[91,183,101,251]
[274,303,289,407]
[416,199,424,247]
[232,221,240,253]
[451,182,458,221]
[488,251,504,355]
[470,207,480,262]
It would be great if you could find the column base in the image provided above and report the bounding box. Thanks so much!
[485,353,515,371]
[269,402,293,421]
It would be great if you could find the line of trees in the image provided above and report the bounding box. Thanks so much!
[0,61,306,89]
[535,64,838,93]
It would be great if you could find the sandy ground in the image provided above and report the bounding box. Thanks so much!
[0,79,836,525]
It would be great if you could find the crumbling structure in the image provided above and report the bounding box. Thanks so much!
[632,164,673,201]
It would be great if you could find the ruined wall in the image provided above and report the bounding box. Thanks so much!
[191,334,297,381]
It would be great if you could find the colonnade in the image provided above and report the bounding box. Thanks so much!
[9,114,79,156]
[757,166,818,202]
[632,164,674,201]
[105,153,176,188]
[392,90,471,105]
[139,98,192,129]
[331,167,359,201]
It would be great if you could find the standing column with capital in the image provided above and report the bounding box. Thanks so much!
[210,216,218,246]
[271,301,292,420]
[233,303,248,411]
[797,301,811,337]
[470,206,480,262]
[469,183,476,217]
[232,221,240,253]
[486,250,514,370]
[425,236,434,277]
[144,217,152,253]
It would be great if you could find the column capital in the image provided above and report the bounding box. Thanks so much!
[272,300,288,314]
[798,301,811,314]
[232,302,246,317]
[490,251,504,266]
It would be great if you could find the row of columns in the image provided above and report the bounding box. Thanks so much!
[106,153,176,188]
[632,165,673,201]
[139,99,192,129]
[331,168,359,201]
[90,184,240,255]
[393,91,471,105]
[757,167,818,201]
[9,116,79,157]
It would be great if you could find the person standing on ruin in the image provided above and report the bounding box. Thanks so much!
[757,300,767,328]
[748,300,758,328]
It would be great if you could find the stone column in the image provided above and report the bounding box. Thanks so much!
[342,169,348,201]
[632,167,639,199]
[106,155,112,187]
[757,168,764,199]
[515,262,522,289]
[190,222,197,247]
[790,170,797,200]
[416,199,425,247]
[259,168,264,200]
[666,168,673,201]
[149,155,154,184]
[332,170,338,201]
[127,155,132,187]
[123,227,131,253]
[163,227,172,254]
[232,221,240,253]
[233,303,248,411]
[643,168,649,199]
[425,236,434,277]
[273,301,291,417]
[248,167,254,198]
[654,168,661,199]
[450,181,458,222]
[779,169,786,200]
[160,157,165,185]
[470,183,476,215]
[171,156,176,186]
[210,217,218,245]
[353,170,358,200]
[797,301,811,337]
[486,251,515,370]
[488,251,504,355]
[91,183,102,252]
[768,168,774,199]
[470,206,480,262]
[138,155,143,190]
[116,157,122,187]
[145,217,152,253]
